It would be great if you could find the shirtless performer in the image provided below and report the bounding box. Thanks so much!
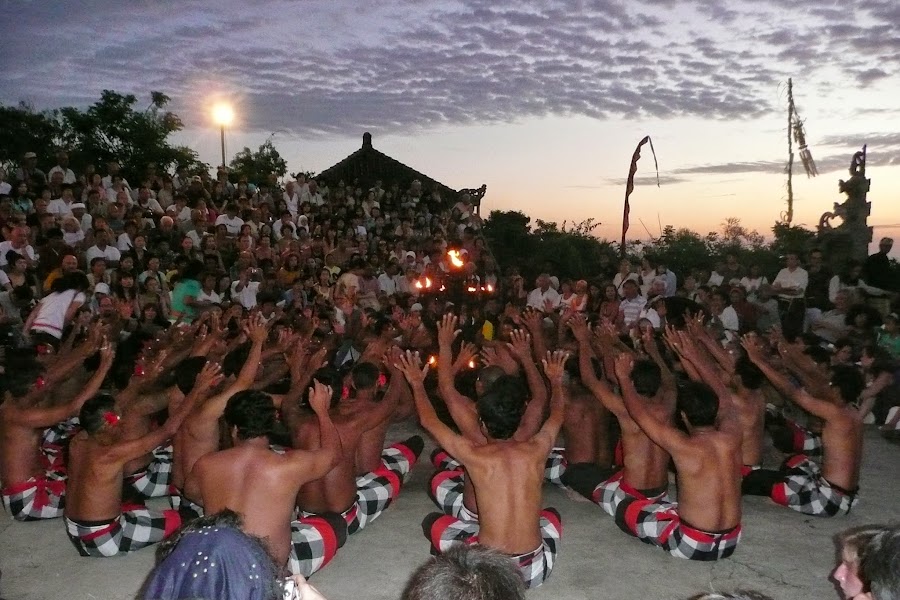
[169,315,269,518]
[742,335,865,517]
[670,322,769,483]
[64,360,220,557]
[291,347,422,536]
[601,352,743,561]
[187,384,347,577]
[562,317,676,519]
[1,344,113,520]
[430,314,547,519]
[398,349,567,589]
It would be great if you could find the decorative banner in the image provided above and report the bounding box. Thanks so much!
[621,136,660,257]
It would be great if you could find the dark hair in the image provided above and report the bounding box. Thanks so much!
[351,361,380,391]
[223,341,252,377]
[861,525,900,600]
[631,359,662,397]
[79,393,117,434]
[804,345,832,366]
[224,390,276,440]
[55,270,90,293]
[401,543,525,600]
[829,365,865,404]
[174,356,208,395]
[182,259,205,281]
[476,376,526,439]
[1,349,44,398]
[734,355,765,390]
[677,381,719,428]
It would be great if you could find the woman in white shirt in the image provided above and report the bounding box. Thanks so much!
[23,271,89,348]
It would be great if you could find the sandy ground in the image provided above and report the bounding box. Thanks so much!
[2,423,898,600]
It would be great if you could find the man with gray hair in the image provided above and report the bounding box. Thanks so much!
[526,274,560,312]
[862,524,900,600]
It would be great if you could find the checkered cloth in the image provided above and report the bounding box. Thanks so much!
[65,506,181,557]
[288,513,347,577]
[431,448,460,471]
[544,447,567,486]
[424,508,563,589]
[125,445,174,498]
[429,468,467,518]
[616,495,741,560]
[771,454,857,517]
[594,470,671,521]
[2,475,66,521]
[168,485,205,521]
[303,436,422,536]
[40,416,81,454]
[787,421,823,458]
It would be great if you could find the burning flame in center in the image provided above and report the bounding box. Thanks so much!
[448,250,465,268]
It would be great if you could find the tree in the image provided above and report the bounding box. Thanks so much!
[57,90,205,182]
[0,103,64,171]
[228,140,288,185]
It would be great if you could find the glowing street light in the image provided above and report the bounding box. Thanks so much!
[212,103,234,168]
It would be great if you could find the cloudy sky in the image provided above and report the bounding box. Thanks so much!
[4,0,899,253]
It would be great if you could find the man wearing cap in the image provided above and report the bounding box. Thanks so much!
[47,151,76,185]
[15,152,47,192]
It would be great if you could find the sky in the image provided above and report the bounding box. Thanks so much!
[3,0,899,255]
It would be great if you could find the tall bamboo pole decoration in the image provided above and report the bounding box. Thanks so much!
[785,78,794,225]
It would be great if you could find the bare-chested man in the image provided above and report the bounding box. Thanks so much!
[170,315,269,517]
[1,344,112,520]
[291,348,422,536]
[64,361,219,557]
[742,336,865,517]
[605,352,743,560]
[430,314,548,519]
[187,383,346,577]
[562,317,676,518]
[398,349,568,589]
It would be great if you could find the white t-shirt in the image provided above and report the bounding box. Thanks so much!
[526,287,561,311]
[215,214,244,236]
[197,289,222,305]
[86,244,122,264]
[47,198,75,218]
[31,289,86,339]
[0,242,36,267]
[230,280,260,309]
[773,267,808,299]
[48,166,77,184]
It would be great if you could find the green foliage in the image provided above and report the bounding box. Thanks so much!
[0,103,64,170]
[229,140,288,184]
[0,90,207,182]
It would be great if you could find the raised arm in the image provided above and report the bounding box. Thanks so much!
[741,335,840,421]
[508,329,549,438]
[642,328,677,392]
[614,353,692,454]
[289,380,342,479]
[11,343,115,429]
[521,308,549,359]
[113,361,224,463]
[397,351,475,461]
[670,329,730,400]
[436,314,484,441]
[530,351,569,451]
[570,316,628,419]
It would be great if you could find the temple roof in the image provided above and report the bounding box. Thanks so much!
[317,132,460,200]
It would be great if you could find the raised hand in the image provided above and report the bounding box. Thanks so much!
[308,379,333,414]
[383,345,404,375]
[437,313,460,348]
[541,349,570,382]
[613,352,635,382]
[456,341,478,368]
[740,333,766,361]
[395,350,428,385]
[568,313,591,343]
[194,360,225,391]
[480,345,518,374]
[521,308,544,332]
[506,329,533,361]
[244,312,271,344]
[97,338,116,371]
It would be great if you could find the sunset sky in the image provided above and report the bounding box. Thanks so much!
[3,0,899,255]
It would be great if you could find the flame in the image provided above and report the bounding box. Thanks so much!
[467,286,478,293]
[424,277,433,289]
[486,284,494,293]
[415,280,423,290]
[468,359,476,369]
[428,355,438,366]
[448,250,465,268]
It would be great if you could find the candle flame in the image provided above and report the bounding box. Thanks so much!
[448,250,465,268]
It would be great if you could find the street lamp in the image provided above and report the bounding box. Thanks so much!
[211,103,234,168]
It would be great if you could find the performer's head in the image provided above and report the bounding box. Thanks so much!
[677,381,719,429]
[224,390,276,441]
[476,376,527,440]
[402,543,525,600]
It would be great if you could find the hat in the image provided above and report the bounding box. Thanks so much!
[886,312,899,322]
[191,175,202,182]
[405,251,416,259]
[94,283,111,295]
[70,202,86,210]
[410,303,423,312]
[23,152,37,159]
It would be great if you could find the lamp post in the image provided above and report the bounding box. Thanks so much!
[211,103,234,168]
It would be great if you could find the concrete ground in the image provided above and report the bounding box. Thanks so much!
[2,424,898,600]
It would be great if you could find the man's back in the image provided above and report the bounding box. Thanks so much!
[819,404,864,491]
[193,442,304,566]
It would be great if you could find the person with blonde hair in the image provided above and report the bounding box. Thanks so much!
[833,524,891,600]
